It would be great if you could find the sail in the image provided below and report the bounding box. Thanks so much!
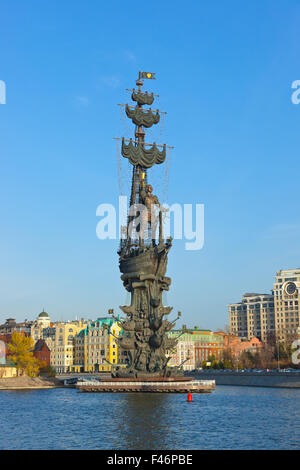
[132,90,154,106]
[125,104,160,128]
[121,138,166,168]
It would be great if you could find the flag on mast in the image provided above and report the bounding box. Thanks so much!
[139,71,156,79]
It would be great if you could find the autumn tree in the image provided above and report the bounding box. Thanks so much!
[263,329,300,368]
[8,332,41,377]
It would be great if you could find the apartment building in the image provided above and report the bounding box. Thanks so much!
[229,293,275,342]
[51,320,87,373]
[73,317,124,373]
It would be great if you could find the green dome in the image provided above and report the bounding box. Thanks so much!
[38,310,49,318]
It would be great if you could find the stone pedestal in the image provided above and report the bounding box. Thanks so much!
[76,377,215,393]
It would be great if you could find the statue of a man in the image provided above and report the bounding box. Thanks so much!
[140,184,160,244]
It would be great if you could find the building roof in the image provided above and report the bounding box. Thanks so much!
[0,358,16,367]
[76,316,121,337]
[243,293,272,297]
[34,339,50,352]
[169,329,215,335]
[38,310,49,318]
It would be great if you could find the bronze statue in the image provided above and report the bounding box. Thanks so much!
[112,73,182,379]
[140,184,160,245]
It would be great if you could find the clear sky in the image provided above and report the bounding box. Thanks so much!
[1,0,300,329]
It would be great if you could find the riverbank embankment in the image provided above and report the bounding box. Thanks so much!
[0,376,63,390]
[192,371,300,388]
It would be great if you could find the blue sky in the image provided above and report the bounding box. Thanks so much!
[1,0,300,329]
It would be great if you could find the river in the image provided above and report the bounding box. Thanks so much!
[0,386,299,449]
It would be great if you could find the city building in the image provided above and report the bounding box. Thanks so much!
[0,334,12,349]
[167,327,225,370]
[0,340,16,375]
[225,335,263,358]
[41,326,56,351]
[33,339,51,367]
[0,361,17,378]
[167,329,195,370]
[274,268,300,341]
[0,318,33,337]
[30,310,51,343]
[73,317,124,373]
[229,293,275,342]
[51,320,87,374]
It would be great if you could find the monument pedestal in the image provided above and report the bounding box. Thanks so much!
[76,377,215,393]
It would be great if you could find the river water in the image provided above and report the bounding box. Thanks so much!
[0,386,299,449]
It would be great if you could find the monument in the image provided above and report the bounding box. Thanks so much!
[114,72,179,379]
[78,73,215,393]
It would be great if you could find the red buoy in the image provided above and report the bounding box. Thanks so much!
[187,393,193,402]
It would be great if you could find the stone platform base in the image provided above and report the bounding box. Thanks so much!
[76,377,215,393]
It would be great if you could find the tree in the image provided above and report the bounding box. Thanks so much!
[264,329,299,368]
[219,346,234,369]
[207,355,220,369]
[216,324,231,334]
[223,359,233,369]
[239,351,254,369]
[8,332,42,377]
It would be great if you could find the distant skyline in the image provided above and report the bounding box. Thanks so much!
[1,0,300,329]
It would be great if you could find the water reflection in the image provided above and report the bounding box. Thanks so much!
[115,393,172,449]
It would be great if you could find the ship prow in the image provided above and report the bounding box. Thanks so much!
[119,239,172,290]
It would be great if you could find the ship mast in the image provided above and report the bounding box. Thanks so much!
[118,71,167,252]
[135,74,146,205]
